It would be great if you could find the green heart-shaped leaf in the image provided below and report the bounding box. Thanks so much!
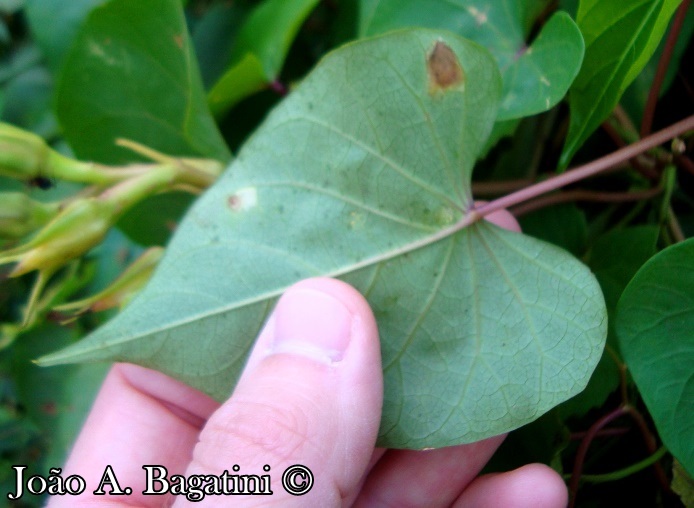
[40,30,606,449]
[616,238,694,476]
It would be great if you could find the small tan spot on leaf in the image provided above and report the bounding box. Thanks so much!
[427,41,465,92]
[174,34,184,49]
[227,187,258,212]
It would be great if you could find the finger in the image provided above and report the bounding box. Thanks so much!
[49,364,220,507]
[178,277,382,506]
[354,435,505,507]
[453,463,568,508]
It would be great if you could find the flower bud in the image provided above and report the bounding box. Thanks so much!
[0,198,116,277]
[55,246,164,315]
[0,122,51,181]
[0,192,58,239]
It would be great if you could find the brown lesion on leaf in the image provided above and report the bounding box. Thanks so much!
[227,195,241,210]
[427,40,465,93]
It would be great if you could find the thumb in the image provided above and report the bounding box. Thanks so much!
[178,278,383,506]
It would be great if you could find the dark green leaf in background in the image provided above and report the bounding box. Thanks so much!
[41,30,607,449]
[1,65,54,136]
[559,226,659,418]
[560,0,682,167]
[190,2,249,90]
[24,0,107,72]
[116,192,195,247]
[359,0,584,121]
[0,0,24,15]
[621,5,694,126]
[55,0,229,164]
[208,0,321,117]
[518,203,588,258]
[12,325,107,469]
[616,238,694,476]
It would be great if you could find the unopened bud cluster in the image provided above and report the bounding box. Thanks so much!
[0,122,224,327]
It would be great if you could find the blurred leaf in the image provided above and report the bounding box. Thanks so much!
[560,0,682,167]
[559,225,658,418]
[0,0,23,14]
[41,30,606,449]
[560,0,578,17]
[208,0,321,117]
[616,238,694,476]
[208,53,266,117]
[116,192,194,247]
[590,226,660,311]
[190,2,248,89]
[0,18,9,45]
[82,227,145,297]
[55,0,230,165]
[518,203,588,257]
[11,323,107,469]
[621,5,694,126]
[558,350,620,418]
[24,0,107,71]
[484,410,568,472]
[0,44,42,84]
[359,0,584,120]
[1,66,56,137]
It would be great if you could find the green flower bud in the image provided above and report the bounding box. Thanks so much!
[0,192,59,239]
[0,123,51,181]
[0,198,116,276]
[55,246,164,315]
[100,164,179,212]
[0,165,178,277]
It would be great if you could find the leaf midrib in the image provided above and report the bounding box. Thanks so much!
[41,212,486,364]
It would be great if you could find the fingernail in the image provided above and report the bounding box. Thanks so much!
[271,288,353,363]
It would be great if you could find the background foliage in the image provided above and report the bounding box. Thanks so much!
[0,0,692,505]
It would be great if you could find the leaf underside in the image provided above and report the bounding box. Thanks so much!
[41,30,606,449]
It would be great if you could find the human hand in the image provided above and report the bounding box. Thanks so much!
[47,209,567,507]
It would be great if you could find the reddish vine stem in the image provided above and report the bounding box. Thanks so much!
[623,405,672,495]
[602,121,659,179]
[569,404,673,507]
[471,179,532,196]
[569,427,631,441]
[568,406,627,508]
[613,104,640,139]
[641,0,691,138]
[602,119,627,148]
[510,187,663,217]
[472,115,694,220]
